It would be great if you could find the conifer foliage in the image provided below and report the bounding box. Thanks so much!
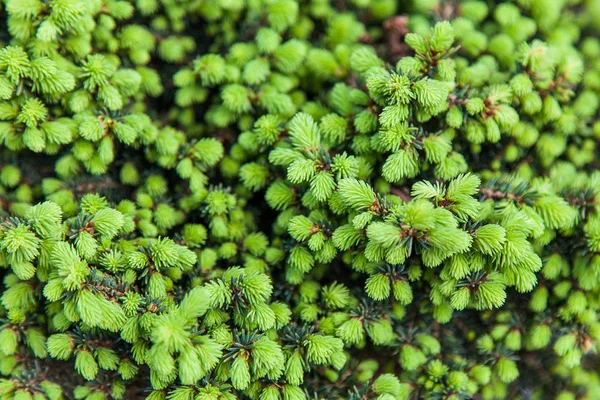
[2,0,600,399]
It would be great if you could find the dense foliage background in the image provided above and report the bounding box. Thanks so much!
[1,0,600,399]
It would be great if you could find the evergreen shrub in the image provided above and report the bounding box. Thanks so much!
[1,0,600,399]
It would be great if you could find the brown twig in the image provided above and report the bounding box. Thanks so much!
[390,186,412,202]
[383,15,412,62]
[479,187,525,204]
